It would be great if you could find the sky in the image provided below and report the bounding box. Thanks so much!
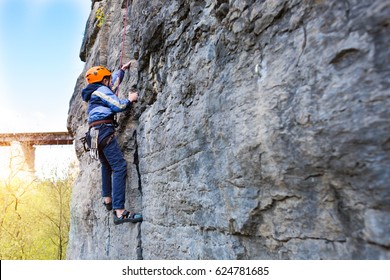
[0,0,90,178]
[0,0,90,133]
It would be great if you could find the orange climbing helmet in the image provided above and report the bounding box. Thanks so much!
[85,66,111,84]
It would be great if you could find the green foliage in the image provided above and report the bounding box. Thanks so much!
[0,169,75,259]
[95,7,105,28]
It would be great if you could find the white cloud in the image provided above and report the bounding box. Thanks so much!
[0,108,67,133]
[0,109,22,133]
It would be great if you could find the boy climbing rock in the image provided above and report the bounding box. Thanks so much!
[82,60,142,225]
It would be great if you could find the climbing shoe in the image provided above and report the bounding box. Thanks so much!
[103,201,113,211]
[113,210,143,225]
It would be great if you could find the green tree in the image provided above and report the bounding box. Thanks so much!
[38,175,73,260]
[0,178,36,259]
[0,164,76,259]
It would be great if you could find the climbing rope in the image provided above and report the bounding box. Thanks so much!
[119,0,129,69]
[116,0,129,96]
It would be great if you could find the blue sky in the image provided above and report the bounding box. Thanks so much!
[0,0,90,133]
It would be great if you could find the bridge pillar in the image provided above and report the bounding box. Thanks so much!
[9,141,35,181]
[0,131,73,181]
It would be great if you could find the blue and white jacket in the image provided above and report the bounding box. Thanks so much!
[81,69,132,124]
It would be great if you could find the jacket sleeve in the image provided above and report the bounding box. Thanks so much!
[92,86,131,113]
[111,69,125,95]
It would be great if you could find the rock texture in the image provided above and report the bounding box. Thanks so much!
[67,0,390,259]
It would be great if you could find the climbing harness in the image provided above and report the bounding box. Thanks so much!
[89,127,99,160]
[80,135,90,152]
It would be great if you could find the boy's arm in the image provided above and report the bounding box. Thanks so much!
[111,60,134,94]
[92,87,131,113]
[111,69,125,94]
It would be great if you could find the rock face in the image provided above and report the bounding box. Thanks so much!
[66,0,390,259]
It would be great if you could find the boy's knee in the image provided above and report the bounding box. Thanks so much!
[115,158,127,172]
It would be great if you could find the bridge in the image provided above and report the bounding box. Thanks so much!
[0,132,74,146]
[0,132,74,180]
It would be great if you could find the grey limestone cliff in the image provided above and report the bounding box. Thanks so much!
[67,0,390,259]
